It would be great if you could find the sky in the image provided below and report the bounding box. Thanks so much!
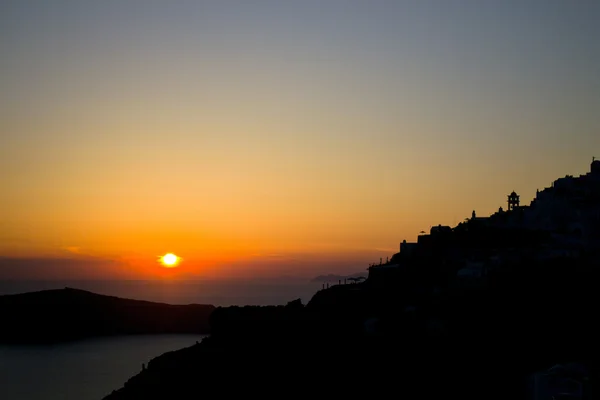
[1,1,599,280]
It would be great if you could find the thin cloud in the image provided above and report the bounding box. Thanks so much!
[0,256,132,280]
[373,247,399,253]
[64,246,82,254]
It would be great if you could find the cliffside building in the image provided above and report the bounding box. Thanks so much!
[507,191,520,210]
[369,159,600,280]
[400,240,418,257]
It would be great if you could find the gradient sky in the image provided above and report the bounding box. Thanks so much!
[1,1,599,279]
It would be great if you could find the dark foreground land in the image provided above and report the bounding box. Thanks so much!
[102,256,599,399]
[0,288,214,344]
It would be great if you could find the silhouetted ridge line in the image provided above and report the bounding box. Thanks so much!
[0,288,214,344]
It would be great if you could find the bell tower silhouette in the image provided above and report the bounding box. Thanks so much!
[507,191,520,211]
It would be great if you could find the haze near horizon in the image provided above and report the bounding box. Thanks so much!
[1,1,599,280]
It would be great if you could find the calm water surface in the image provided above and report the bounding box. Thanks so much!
[0,335,207,400]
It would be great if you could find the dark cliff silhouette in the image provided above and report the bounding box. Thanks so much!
[100,255,598,399]
[0,288,214,344]
[102,162,600,399]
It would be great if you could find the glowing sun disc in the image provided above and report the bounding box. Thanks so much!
[160,253,180,267]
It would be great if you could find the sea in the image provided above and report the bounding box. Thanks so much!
[0,278,321,306]
[0,335,207,400]
[0,279,322,400]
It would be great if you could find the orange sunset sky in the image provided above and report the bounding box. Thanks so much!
[1,2,599,280]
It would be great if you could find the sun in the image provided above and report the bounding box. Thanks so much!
[159,253,181,267]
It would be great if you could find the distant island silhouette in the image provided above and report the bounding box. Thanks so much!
[0,288,214,344]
